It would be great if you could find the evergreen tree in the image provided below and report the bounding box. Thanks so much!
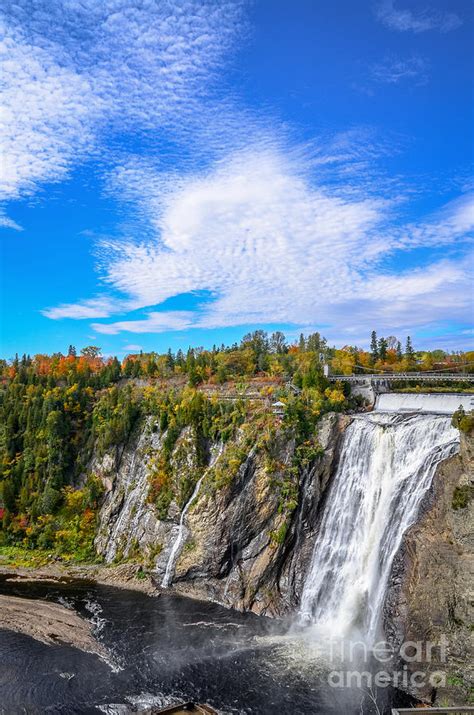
[378,337,388,362]
[68,345,77,357]
[166,348,175,371]
[370,331,378,363]
[405,336,415,359]
[307,332,325,353]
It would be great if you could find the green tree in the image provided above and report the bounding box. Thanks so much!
[270,331,287,354]
[378,337,388,362]
[81,346,101,359]
[405,336,415,365]
[370,331,378,364]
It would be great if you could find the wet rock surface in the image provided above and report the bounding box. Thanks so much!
[93,412,350,615]
[385,430,474,706]
[0,593,107,658]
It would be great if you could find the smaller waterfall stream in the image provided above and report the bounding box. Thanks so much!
[299,412,460,644]
[162,445,223,588]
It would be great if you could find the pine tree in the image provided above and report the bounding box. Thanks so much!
[378,337,388,362]
[405,336,414,358]
[68,345,77,357]
[405,336,415,367]
[370,331,378,363]
[396,341,403,360]
[166,348,175,370]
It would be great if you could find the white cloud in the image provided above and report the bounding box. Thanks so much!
[0,20,98,201]
[0,210,23,231]
[375,0,462,33]
[123,344,143,352]
[50,144,471,341]
[396,193,474,248]
[0,0,245,201]
[95,311,196,335]
[371,56,429,85]
[3,0,471,347]
[42,297,122,320]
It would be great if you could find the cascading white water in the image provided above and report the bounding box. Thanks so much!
[161,445,223,588]
[299,412,459,644]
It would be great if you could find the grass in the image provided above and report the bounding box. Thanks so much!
[0,545,54,569]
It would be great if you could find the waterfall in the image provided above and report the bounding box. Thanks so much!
[376,392,474,415]
[299,412,459,644]
[161,445,223,588]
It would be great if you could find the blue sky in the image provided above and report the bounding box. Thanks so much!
[1,0,473,359]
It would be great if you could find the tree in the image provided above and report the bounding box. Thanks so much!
[165,349,174,371]
[298,333,306,352]
[270,331,287,354]
[404,336,416,369]
[81,346,101,359]
[68,345,77,357]
[241,330,269,372]
[370,331,378,364]
[378,337,388,362]
[307,332,326,354]
[396,341,403,360]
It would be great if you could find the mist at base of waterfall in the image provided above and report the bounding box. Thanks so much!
[0,575,415,714]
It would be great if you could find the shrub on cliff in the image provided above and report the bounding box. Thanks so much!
[452,407,474,434]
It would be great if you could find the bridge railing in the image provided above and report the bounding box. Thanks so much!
[329,373,474,382]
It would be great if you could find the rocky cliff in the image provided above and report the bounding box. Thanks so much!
[94,412,350,615]
[385,429,474,706]
[93,403,472,705]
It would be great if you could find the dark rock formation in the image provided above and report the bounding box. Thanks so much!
[94,412,350,616]
[385,430,474,706]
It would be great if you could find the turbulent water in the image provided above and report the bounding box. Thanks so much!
[299,412,460,644]
[0,409,460,713]
[0,575,414,714]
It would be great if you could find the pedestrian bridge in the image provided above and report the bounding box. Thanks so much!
[329,372,474,383]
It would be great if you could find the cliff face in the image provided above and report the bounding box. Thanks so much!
[385,430,474,706]
[93,412,349,615]
[93,406,472,703]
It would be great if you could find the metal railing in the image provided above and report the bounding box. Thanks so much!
[329,373,474,383]
[392,708,474,714]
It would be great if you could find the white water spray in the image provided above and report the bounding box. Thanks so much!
[299,412,459,644]
[161,445,223,588]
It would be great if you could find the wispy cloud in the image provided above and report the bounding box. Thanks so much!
[43,142,471,341]
[0,0,245,201]
[42,297,126,320]
[375,0,463,33]
[370,55,429,85]
[123,344,143,352]
[0,210,23,231]
[3,0,472,347]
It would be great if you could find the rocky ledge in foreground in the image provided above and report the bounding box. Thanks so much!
[0,593,108,659]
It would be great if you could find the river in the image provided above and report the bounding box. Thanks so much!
[0,574,416,714]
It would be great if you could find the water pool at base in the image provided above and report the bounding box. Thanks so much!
[0,575,417,714]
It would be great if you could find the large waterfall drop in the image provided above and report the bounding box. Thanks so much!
[299,412,459,644]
